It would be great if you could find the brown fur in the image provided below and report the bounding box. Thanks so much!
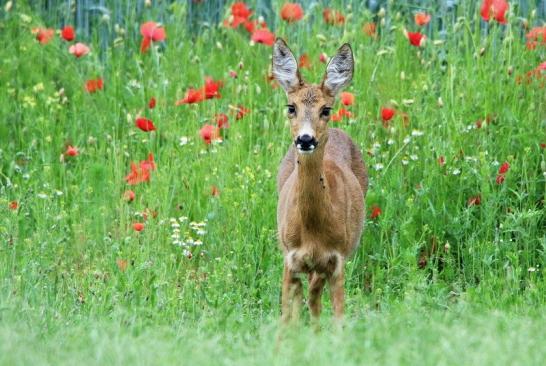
[275,67,368,324]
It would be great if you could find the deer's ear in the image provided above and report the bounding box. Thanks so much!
[272,38,302,94]
[322,43,354,97]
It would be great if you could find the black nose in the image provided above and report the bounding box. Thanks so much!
[295,134,318,151]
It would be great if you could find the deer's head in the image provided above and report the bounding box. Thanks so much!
[272,39,354,155]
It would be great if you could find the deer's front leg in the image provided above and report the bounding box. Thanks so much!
[281,261,302,324]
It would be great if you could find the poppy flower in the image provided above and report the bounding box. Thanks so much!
[116,259,128,272]
[229,70,238,78]
[61,25,75,41]
[135,117,156,132]
[123,190,135,202]
[8,201,18,210]
[362,22,377,37]
[381,107,395,122]
[224,2,253,29]
[370,205,382,219]
[467,195,482,206]
[251,29,275,46]
[330,108,352,122]
[437,156,445,166]
[148,97,156,109]
[414,12,431,26]
[176,88,205,105]
[235,105,250,120]
[65,145,79,157]
[526,26,546,50]
[498,161,510,174]
[280,3,304,23]
[140,21,166,53]
[319,53,328,63]
[340,92,354,106]
[125,153,155,185]
[211,185,220,196]
[215,113,229,129]
[85,78,103,93]
[204,78,223,99]
[323,8,345,26]
[200,124,222,145]
[69,42,90,58]
[299,53,311,69]
[480,0,509,24]
[495,174,505,184]
[133,222,145,232]
[33,28,55,44]
[404,30,426,47]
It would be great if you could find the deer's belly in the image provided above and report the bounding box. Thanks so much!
[285,247,343,276]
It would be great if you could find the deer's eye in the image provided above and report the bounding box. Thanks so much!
[286,105,296,116]
[320,107,332,119]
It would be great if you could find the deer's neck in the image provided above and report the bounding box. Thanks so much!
[296,145,332,229]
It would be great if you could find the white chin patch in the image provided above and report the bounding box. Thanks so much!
[297,146,315,155]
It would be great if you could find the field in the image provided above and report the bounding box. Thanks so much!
[0,1,545,365]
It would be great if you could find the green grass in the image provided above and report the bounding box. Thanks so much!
[0,2,545,365]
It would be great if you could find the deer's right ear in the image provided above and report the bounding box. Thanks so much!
[272,38,301,94]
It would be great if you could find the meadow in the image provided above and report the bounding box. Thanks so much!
[0,1,545,365]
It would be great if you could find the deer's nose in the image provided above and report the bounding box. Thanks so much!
[295,134,318,152]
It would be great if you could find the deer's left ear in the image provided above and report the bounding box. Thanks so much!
[322,44,354,97]
[272,38,302,94]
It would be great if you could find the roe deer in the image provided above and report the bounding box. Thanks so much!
[273,39,368,324]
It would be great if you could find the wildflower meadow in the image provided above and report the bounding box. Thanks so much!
[0,1,545,365]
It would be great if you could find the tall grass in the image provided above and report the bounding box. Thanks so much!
[0,1,545,364]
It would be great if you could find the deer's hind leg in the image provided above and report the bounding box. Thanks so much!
[281,262,303,324]
[308,272,326,321]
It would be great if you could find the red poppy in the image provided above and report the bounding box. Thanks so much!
[204,78,223,99]
[299,53,311,69]
[340,92,354,106]
[133,222,145,232]
[229,70,238,78]
[61,25,75,41]
[437,156,445,166]
[125,153,155,185]
[330,108,352,122]
[224,2,253,29]
[65,145,79,157]
[135,117,156,132]
[148,97,156,109]
[323,8,345,26]
[498,161,510,174]
[215,113,229,129]
[176,88,205,105]
[319,53,328,63]
[85,78,103,93]
[251,29,275,46]
[200,124,222,145]
[235,105,250,120]
[480,0,509,24]
[140,21,166,53]
[69,42,90,58]
[414,12,431,26]
[280,3,304,23]
[370,205,382,219]
[526,26,546,50]
[362,22,377,37]
[211,185,220,196]
[123,190,135,202]
[8,201,18,210]
[467,195,481,206]
[405,31,426,47]
[33,28,55,44]
[381,107,395,122]
[496,174,505,184]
